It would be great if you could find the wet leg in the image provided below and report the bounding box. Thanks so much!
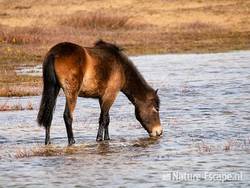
[104,114,110,140]
[45,126,51,145]
[96,110,110,141]
[44,86,60,145]
[64,96,77,145]
[96,91,118,141]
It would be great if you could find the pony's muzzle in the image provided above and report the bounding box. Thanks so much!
[149,126,163,137]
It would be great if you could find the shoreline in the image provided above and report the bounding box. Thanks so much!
[1,0,250,97]
[1,49,249,97]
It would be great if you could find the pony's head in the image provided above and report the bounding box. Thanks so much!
[135,89,163,137]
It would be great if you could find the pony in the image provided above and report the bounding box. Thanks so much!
[37,40,162,145]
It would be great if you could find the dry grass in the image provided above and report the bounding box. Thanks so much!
[172,21,227,34]
[196,141,213,153]
[0,102,33,111]
[15,145,84,158]
[13,138,250,158]
[60,11,135,30]
[194,138,250,153]
[0,86,41,97]
[15,146,63,158]
[0,26,43,45]
[0,0,250,96]
[16,147,57,158]
[0,47,42,96]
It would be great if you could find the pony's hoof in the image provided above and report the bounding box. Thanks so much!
[45,140,51,145]
[68,138,75,146]
[96,137,103,142]
[104,136,110,140]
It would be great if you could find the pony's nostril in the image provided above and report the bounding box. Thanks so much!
[157,129,163,136]
[155,129,163,136]
[149,126,163,137]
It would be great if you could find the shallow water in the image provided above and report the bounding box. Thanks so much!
[1,51,250,187]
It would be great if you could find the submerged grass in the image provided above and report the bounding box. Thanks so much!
[14,145,88,158]
[194,139,250,153]
[0,102,34,111]
[0,102,33,111]
[13,138,250,159]
[15,146,65,158]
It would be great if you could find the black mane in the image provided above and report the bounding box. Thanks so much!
[94,40,123,54]
[94,40,155,103]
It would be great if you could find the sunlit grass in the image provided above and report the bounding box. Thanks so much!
[59,11,135,30]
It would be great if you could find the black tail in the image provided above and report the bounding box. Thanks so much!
[37,54,60,127]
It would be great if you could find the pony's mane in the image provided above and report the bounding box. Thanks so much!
[93,40,156,102]
[94,40,123,54]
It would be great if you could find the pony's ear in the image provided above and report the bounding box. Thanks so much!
[155,89,159,94]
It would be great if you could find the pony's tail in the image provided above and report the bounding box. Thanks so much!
[37,54,60,127]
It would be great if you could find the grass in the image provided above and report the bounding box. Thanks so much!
[0,86,41,97]
[15,146,64,158]
[194,138,250,153]
[59,11,134,30]
[14,145,87,158]
[0,26,43,45]
[0,102,33,111]
[0,0,250,96]
[0,46,42,97]
[13,138,250,158]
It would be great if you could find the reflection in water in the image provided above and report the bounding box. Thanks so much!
[0,51,250,187]
[96,142,112,155]
[132,137,161,148]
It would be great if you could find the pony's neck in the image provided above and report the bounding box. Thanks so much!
[121,61,154,105]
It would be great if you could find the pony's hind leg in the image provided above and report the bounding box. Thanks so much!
[44,85,60,145]
[64,94,77,145]
[45,126,51,145]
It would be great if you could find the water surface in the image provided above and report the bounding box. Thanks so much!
[0,51,250,187]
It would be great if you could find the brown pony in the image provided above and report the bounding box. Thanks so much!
[37,40,162,145]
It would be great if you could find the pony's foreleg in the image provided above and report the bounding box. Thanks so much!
[97,91,118,141]
[97,110,110,141]
[64,95,77,145]
[104,115,110,140]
